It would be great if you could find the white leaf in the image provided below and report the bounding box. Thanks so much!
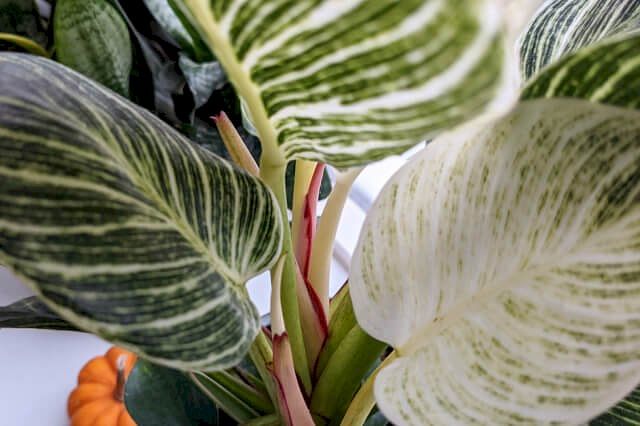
[351,98,640,425]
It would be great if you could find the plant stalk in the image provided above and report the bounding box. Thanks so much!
[260,160,312,394]
[308,168,362,315]
[291,160,317,248]
[0,33,48,57]
[340,351,398,426]
[248,330,278,406]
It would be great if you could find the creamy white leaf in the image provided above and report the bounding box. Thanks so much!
[351,99,640,425]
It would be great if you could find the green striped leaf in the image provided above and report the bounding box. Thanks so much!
[0,296,77,331]
[522,33,640,109]
[54,0,133,96]
[0,53,282,371]
[519,0,640,81]
[170,0,511,167]
[350,98,640,425]
[592,384,640,425]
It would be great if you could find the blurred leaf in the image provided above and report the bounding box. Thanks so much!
[114,0,190,123]
[179,53,226,108]
[0,0,48,47]
[0,296,77,331]
[125,359,219,426]
[364,411,389,426]
[142,0,211,62]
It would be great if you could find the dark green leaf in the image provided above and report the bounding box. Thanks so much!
[0,53,282,371]
[54,0,133,96]
[125,359,219,426]
[0,296,77,331]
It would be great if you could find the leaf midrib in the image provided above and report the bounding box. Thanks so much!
[175,0,285,167]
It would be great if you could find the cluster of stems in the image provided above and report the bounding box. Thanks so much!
[213,113,389,425]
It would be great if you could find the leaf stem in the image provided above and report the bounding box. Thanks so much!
[260,160,312,394]
[249,330,278,406]
[340,351,397,426]
[291,160,317,250]
[308,168,362,315]
[0,33,49,57]
[205,370,274,414]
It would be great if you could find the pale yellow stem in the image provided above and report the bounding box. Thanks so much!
[291,160,317,246]
[308,167,362,315]
[340,351,397,426]
[0,33,48,57]
[270,255,287,335]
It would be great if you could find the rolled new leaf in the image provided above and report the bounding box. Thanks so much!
[171,0,510,167]
[350,98,640,424]
[54,0,133,96]
[519,0,640,82]
[0,53,282,371]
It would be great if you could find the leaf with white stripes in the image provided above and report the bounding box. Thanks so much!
[350,98,640,425]
[519,0,640,81]
[0,297,77,331]
[591,385,640,425]
[0,53,282,371]
[522,32,640,109]
[170,0,511,167]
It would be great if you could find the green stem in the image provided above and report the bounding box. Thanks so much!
[311,327,386,422]
[339,352,397,426]
[260,161,312,394]
[249,330,278,405]
[0,33,48,57]
[206,370,274,414]
[244,414,281,426]
[190,372,260,424]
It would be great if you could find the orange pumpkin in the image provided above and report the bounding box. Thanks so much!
[68,347,138,426]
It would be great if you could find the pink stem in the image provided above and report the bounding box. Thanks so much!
[272,333,315,426]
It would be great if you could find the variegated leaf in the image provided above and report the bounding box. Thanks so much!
[522,33,640,110]
[0,53,282,371]
[519,0,640,81]
[350,99,640,425]
[0,296,77,331]
[170,0,511,167]
[591,384,640,425]
[54,0,133,96]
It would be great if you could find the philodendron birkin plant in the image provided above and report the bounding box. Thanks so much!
[1,0,640,424]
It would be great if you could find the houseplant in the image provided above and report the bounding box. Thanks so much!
[1,0,640,424]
